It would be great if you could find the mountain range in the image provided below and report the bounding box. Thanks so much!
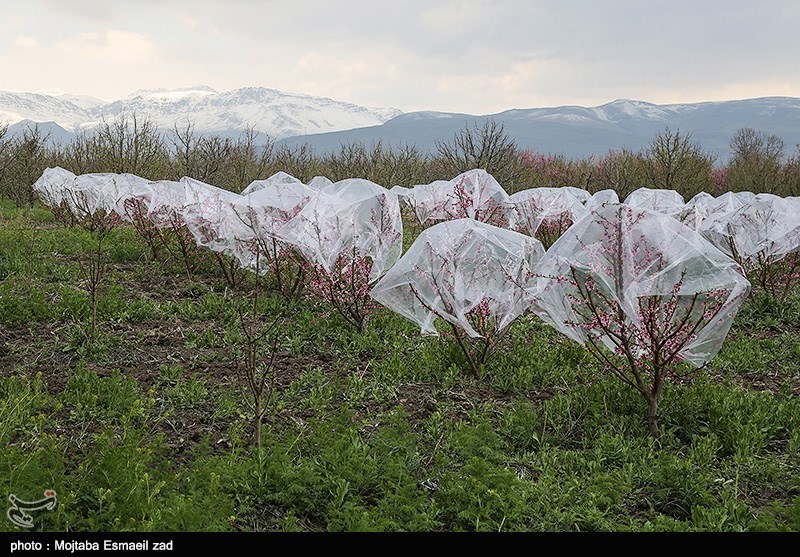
[3,86,800,160]
[0,85,401,142]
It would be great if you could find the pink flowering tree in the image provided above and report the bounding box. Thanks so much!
[519,150,594,188]
[230,178,317,300]
[278,179,403,331]
[307,246,376,332]
[702,195,800,299]
[510,187,589,248]
[529,204,750,438]
[708,167,729,195]
[406,169,513,229]
[371,219,545,376]
[443,175,511,227]
[123,197,163,260]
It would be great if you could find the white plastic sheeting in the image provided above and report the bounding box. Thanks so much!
[307,176,335,191]
[405,169,513,226]
[681,191,754,233]
[680,192,716,231]
[624,187,686,218]
[277,178,402,282]
[509,187,588,240]
[370,218,545,337]
[181,177,245,258]
[32,167,76,210]
[528,203,750,367]
[229,177,318,269]
[586,189,620,209]
[142,180,189,227]
[239,171,300,195]
[562,186,592,204]
[32,167,151,219]
[389,185,412,210]
[701,193,800,270]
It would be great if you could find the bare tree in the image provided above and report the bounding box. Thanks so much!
[728,128,787,193]
[2,125,52,207]
[323,141,430,187]
[93,112,169,177]
[644,128,715,197]
[227,126,275,191]
[434,120,523,187]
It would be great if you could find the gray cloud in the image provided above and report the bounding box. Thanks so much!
[1,0,799,112]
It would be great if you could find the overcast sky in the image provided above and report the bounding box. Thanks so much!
[2,0,799,113]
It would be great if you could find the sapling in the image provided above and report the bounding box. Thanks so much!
[703,195,800,300]
[234,253,283,449]
[407,169,512,228]
[371,219,543,377]
[155,209,209,279]
[231,203,308,301]
[308,247,376,332]
[65,189,122,343]
[531,204,750,438]
[123,197,162,260]
[509,187,587,249]
[444,177,511,228]
[279,179,403,329]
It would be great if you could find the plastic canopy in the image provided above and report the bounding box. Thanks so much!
[528,203,750,367]
[370,218,545,337]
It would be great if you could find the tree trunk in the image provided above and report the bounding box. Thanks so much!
[646,394,660,439]
[254,397,262,449]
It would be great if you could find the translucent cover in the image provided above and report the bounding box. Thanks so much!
[528,203,750,367]
[33,166,152,219]
[702,193,800,269]
[143,180,189,227]
[239,171,305,195]
[276,178,402,281]
[509,187,589,238]
[562,186,592,204]
[586,189,620,209]
[306,176,335,191]
[181,177,246,259]
[370,218,545,337]
[229,176,318,269]
[680,192,716,231]
[406,169,512,226]
[624,187,686,218]
[389,185,412,209]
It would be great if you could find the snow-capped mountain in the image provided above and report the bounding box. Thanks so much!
[0,90,91,130]
[278,97,800,160]
[0,85,403,139]
[4,87,800,160]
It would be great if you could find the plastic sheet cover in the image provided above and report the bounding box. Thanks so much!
[277,178,402,282]
[405,169,512,226]
[702,193,800,270]
[229,175,318,269]
[239,171,304,195]
[182,177,246,258]
[510,187,588,238]
[586,189,620,209]
[370,218,545,337]
[33,167,151,219]
[624,187,686,218]
[528,203,750,367]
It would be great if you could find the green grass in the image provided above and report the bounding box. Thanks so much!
[1,202,799,531]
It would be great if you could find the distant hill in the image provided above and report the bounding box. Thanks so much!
[277,97,800,161]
